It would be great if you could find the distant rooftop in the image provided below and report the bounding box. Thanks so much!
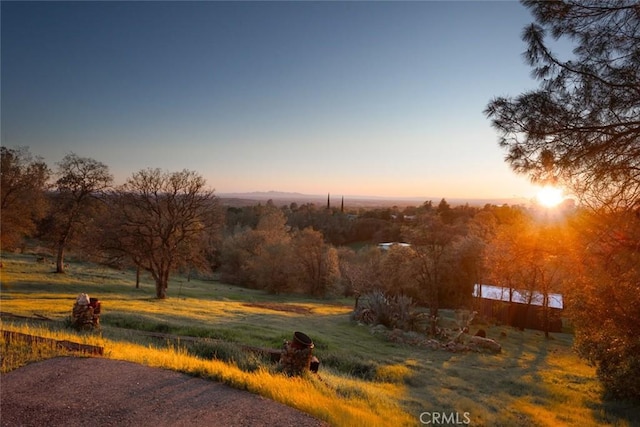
[473,284,563,309]
[377,242,411,250]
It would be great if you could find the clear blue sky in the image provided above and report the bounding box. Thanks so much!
[2,1,543,200]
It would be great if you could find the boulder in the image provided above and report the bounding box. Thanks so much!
[468,335,501,353]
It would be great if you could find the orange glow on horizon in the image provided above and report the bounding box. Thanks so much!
[536,186,564,208]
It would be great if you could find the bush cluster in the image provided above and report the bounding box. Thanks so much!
[352,291,421,331]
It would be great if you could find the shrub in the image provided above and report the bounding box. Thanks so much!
[352,291,420,331]
[575,331,640,401]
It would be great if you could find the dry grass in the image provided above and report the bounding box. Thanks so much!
[1,252,639,426]
[0,322,413,427]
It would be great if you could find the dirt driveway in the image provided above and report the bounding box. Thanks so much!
[1,357,328,427]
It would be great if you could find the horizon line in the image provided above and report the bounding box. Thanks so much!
[217,190,533,203]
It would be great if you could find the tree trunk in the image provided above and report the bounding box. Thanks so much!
[155,269,169,299]
[135,264,140,289]
[55,219,73,274]
[521,298,533,331]
[156,279,167,299]
[429,298,439,336]
[543,292,550,339]
[55,241,66,274]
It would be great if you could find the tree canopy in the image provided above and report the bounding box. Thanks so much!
[485,0,640,209]
[0,147,50,249]
[486,0,640,401]
[113,168,220,299]
[50,153,113,273]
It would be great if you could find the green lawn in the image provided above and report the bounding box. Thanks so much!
[1,252,638,426]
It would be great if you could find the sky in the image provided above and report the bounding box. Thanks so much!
[2,1,547,200]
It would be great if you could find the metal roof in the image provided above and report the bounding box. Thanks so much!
[377,242,411,250]
[473,284,563,309]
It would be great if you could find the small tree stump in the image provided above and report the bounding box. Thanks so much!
[71,293,100,330]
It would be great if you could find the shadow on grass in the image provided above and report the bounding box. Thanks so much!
[590,391,640,425]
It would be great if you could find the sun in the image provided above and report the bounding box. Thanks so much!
[536,186,564,208]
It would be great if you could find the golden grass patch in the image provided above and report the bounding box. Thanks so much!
[375,363,413,384]
[2,253,638,427]
[1,321,414,426]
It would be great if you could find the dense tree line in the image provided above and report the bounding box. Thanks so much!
[0,148,551,313]
[1,150,221,299]
[2,145,540,310]
[1,146,560,311]
[2,145,633,401]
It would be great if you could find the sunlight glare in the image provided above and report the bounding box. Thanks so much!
[536,186,564,208]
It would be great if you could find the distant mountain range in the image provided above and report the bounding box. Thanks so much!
[217,191,531,208]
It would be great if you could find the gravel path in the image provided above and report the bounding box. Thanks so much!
[1,357,328,427]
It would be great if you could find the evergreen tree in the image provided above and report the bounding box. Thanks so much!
[485,0,640,401]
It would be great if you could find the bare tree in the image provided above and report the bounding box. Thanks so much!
[337,246,384,302]
[484,214,569,337]
[48,153,112,273]
[114,168,220,299]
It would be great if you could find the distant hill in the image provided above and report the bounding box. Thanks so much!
[217,191,530,208]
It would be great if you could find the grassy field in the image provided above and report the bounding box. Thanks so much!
[1,252,638,426]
